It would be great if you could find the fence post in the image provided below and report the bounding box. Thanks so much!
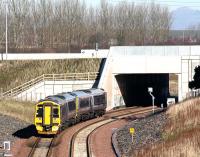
[88,72,90,80]
[53,73,55,81]
[0,88,2,98]
[43,74,45,82]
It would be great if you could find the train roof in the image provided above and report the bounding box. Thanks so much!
[44,93,75,104]
[70,90,91,97]
[57,92,75,101]
[81,88,105,95]
[38,88,105,105]
[42,95,65,105]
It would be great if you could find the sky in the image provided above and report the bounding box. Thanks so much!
[83,0,200,11]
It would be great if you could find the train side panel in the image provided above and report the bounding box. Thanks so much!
[92,92,107,116]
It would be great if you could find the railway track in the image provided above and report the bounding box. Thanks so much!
[28,137,54,157]
[69,106,159,157]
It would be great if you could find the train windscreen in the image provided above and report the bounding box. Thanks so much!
[36,105,43,117]
[53,107,59,118]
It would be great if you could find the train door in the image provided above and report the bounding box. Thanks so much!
[44,106,51,125]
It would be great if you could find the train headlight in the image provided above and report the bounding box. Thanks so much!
[36,125,43,131]
[52,126,59,131]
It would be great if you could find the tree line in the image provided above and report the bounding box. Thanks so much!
[0,0,172,52]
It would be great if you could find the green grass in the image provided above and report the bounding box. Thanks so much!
[0,59,101,92]
[0,99,35,123]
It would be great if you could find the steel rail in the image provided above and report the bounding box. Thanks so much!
[69,107,160,157]
[28,137,54,157]
[27,138,41,157]
[86,107,159,157]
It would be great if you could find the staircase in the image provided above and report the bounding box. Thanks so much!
[1,72,99,100]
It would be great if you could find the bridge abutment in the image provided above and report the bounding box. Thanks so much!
[99,46,200,110]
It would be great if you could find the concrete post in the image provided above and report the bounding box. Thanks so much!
[88,72,90,80]
[178,73,182,101]
[43,74,45,82]
[0,88,3,98]
[53,74,55,81]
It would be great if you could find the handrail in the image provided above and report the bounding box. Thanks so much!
[186,89,200,99]
[2,72,99,98]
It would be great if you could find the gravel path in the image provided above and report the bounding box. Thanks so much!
[0,113,30,145]
[115,112,167,157]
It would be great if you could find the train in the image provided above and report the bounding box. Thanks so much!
[34,88,107,135]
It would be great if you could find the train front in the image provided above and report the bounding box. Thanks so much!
[34,100,61,135]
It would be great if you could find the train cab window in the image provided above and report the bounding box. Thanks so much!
[94,95,105,106]
[79,98,90,108]
[68,101,76,111]
[53,108,59,118]
[36,107,43,117]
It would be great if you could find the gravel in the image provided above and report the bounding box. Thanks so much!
[0,114,30,146]
[115,112,167,156]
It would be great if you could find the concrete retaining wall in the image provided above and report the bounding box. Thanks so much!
[16,80,95,102]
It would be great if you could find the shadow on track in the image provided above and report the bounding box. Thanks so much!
[12,124,38,139]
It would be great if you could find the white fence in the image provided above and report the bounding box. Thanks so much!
[16,80,95,102]
[1,72,99,100]
[186,89,200,99]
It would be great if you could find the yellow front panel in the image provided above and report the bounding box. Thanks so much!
[44,106,51,125]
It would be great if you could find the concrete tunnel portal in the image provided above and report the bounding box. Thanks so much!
[115,74,170,107]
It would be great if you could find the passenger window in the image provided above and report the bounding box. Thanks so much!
[94,95,105,106]
[68,101,76,111]
[36,107,43,117]
[80,98,90,108]
[53,108,59,118]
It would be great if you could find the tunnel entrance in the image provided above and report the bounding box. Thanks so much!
[115,74,169,107]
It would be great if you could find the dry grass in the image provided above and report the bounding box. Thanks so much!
[0,59,101,92]
[165,98,200,136]
[0,99,35,123]
[132,98,200,157]
[135,128,200,157]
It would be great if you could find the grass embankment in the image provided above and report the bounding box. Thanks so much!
[134,98,200,157]
[0,59,101,92]
[0,99,34,123]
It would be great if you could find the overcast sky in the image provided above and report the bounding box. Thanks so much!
[82,0,200,11]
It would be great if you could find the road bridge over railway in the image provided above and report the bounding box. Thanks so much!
[98,46,200,110]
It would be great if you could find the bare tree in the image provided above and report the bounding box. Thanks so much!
[0,0,172,51]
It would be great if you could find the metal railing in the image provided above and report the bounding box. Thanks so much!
[1,72,99,98]
[186,89,200,99]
